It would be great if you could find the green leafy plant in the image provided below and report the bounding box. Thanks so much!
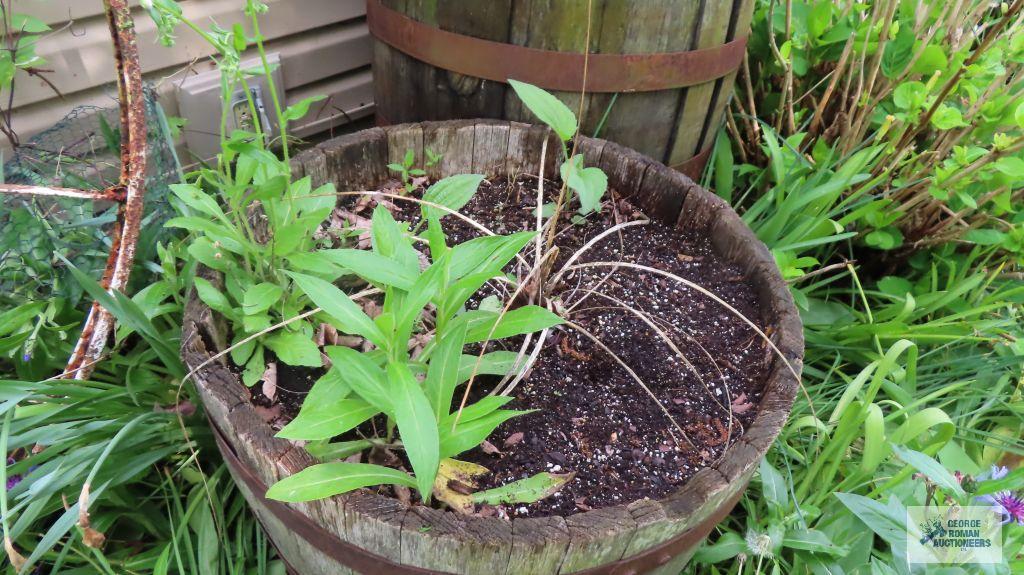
[266,178,563,503]
[723,0,1024,258]
[509,79,608,217]
[146,0,341,384]
[145,0,569,509]
[387,147,439,194]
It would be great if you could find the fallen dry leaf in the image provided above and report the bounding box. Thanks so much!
[362,300,382,319]
[261,362,277,402]
[503,432,525,448]
[336,335,363,348]
[730,392,754,415]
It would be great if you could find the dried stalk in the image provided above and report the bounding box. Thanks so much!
[0,0,148,380]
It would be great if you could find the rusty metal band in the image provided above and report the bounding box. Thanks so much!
[367,0,747,93]
[675,144,714,181]
[212,418,745,575]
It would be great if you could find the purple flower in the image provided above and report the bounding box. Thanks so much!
[21,352,30,362]
[978,465,1010,482]
[979,491,1024,525]
[5,457,21,490]
[975,466,1024,525]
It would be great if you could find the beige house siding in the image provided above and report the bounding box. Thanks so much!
[7,0,373,159]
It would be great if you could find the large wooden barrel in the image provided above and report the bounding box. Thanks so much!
[368,0,754,179]
[181,120,802,575]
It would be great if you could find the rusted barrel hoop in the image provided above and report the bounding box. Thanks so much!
[211,418,745,575]
[366,0,748,93]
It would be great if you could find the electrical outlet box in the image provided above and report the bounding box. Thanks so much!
[175,53,285,161]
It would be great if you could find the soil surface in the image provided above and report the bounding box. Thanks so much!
[247,175,770,518]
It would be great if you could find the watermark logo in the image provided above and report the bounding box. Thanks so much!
[907,506,1002,565]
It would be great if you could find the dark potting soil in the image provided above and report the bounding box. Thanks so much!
[246,175,771,518]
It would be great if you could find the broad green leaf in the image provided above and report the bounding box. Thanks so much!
[295,181,338,218]
[456,351,522,383]
[242,344,265,386]
[931,105,966,130]
[881,25,914,79]
[395,252,450,345]
[11,14,50,33]
[370,205,419,270]
[993,157,1024,179]
[890,444,966,498]
[807,1,831,38]
[1016,100,1024,129]
[0,302,46,337]
[283,95,327,122]
[317,249,418,290]
[464,306,564,343]
[324,346,392,413]
[188,237,233,272]
[425,320,469,420]
[439,409,526,458]
[306,439,374,461]
[277,398,379,440]
[438,271,501,327]
[266,462,416,502]
[448,232,535,279]
[286,271,387,348]
[287,251,347,275]
[508,79,577,141]
[230,335,256,365]
[863,227,903,250]
[760,459,790,510]
[265,332,322,367]
[782,529,846,555]
[713,129,734,203]
[471,472,573,505]
[560,155,608,214]
[271,214,326,257]
[243,282,284,315]
[307,367,352,405]
[963,229,1006,245]
[242,312,271,333]
[170,184,229,223]
[892,81,926,111]
[388,362,440,501]
[422,174,484,221]
[194,277,235,318]
[447,395,514,423]
[833,493,906,545]
[164,217,246,252]
[693,532,746,564]
[910,45,947,75]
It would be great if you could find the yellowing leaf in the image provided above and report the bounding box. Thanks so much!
[433,458,491,514]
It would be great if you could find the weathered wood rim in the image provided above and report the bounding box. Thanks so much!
[211,416,744,575]
[182,120,804,574]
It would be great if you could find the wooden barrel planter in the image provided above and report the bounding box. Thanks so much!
[181,120,802,575]
[368,0,755,180]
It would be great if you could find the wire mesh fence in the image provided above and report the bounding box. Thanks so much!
[0,84,181,378]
